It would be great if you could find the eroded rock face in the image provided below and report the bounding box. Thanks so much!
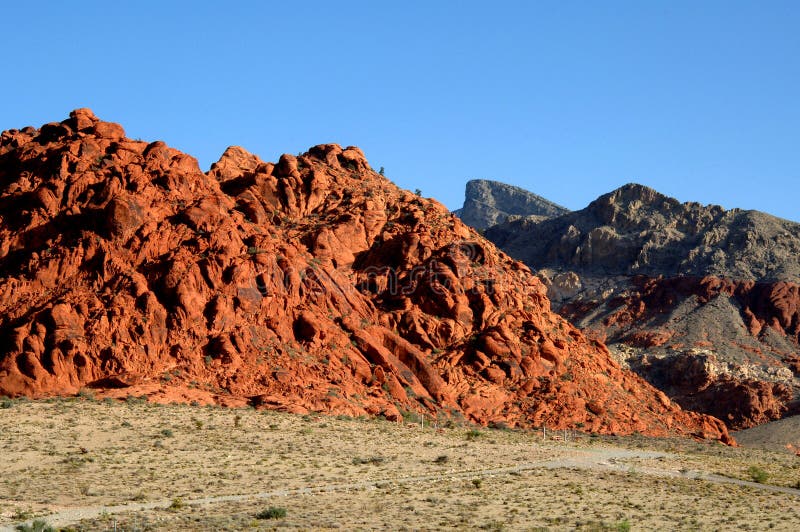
[473,182,800,429]
[454,179,569,230]
[0,110,731,442]
[564,275,800,429]
[486,183,800,281]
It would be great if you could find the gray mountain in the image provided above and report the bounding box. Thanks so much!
[467,182,800,430]
[454,179,569,230]
[485,183,800,282]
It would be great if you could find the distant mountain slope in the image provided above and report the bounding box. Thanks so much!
[486,183,800,282]
[454,179,570,230]
[466,182,800,429]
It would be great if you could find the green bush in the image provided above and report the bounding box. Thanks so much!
[748,465,769,483]
[616,519,631,532]
[466,429,482,441]
[256,506,287,519]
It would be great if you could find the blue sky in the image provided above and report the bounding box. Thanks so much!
[3,1,798,221]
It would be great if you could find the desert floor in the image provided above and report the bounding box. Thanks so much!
[1,396,799,531]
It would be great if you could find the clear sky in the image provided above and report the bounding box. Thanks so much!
[3,1,798,221]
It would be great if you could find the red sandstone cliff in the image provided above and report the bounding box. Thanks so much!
[0,109,732,442]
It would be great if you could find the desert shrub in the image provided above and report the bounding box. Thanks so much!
[466,429,482,441]
[168,497,184,511]
[748,466,769,483]
[352,456,385,465]
[125,394,146,405]
[256,507,287,519]
[76,388,95,400]
[434,455,449,464]
[160,428,174,438]
[15,520,55,532]
[616,520,631,531]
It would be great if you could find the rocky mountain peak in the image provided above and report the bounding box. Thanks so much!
[455,179,569,230]
[472,179,800,429]
[601,183,668,208]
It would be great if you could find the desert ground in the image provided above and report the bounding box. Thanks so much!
[1,396,799,531]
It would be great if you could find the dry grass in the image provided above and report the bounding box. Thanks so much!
[1,397,798,531]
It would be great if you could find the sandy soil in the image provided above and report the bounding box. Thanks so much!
[1,397,799,531]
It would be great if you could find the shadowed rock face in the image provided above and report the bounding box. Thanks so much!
[454,179,569,230]
[475,182,800,429]
[0,110,731,442]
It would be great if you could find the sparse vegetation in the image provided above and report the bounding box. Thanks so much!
[168,497,185,511]
[747,465,769,483]
[76,388,95,400]
[0,400,798,531]
[15,520,55,532]
[352,456,386,465]
[256,506,287,520]
[466,428,483,441]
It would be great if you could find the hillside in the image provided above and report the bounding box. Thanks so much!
[476,183,800,429]
[0,110,730,441]
[486,183,800,281]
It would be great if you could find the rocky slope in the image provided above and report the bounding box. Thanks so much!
[734,415,800,454]
[487,183,800,281]
[454,179,569,230]
[480,183,800,429]
[0,110,731,442]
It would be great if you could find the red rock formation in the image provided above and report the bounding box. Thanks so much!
[597,276,800,343]
[0,109,732,442]
[562,275,800,429]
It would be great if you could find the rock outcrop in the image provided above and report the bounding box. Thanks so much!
[0,110,731,442]
[476,183,800,429]
[454,179,569,230]
[486,183,800,281]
